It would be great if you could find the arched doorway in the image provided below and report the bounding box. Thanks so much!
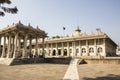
[89,47,94,56]
[63,49,67,56]
[53,49,56,56]
[97,47,103,56]
[58,49,61,55]
[81,48,86,56]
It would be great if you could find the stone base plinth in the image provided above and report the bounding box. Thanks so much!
[0,58,14,65]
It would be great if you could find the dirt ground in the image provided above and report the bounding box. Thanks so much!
[78,64,120,80]
[0,64,68,80]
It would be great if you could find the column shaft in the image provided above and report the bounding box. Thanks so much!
[1,36,6,58]
[42,38,45,57]
[35,37,38,56]
[13,33,18,58]
[67,42,70,57]
[56,43,58,56]
[103,39,106,57]
[29,38,32,54]
[94,39,97,56]
[79,41,82,56]
[7,35,11,58]
[86,40,89,56]
[61,42,64,56]
[0,37,1,57]
[51,43,53,56]
[23,34,28,58]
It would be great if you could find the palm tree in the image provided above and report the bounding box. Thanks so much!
[0,0,18,16]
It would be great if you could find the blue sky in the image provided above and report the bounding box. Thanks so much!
[0,0,120,44]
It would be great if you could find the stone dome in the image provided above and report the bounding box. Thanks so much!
[71,26,81,37]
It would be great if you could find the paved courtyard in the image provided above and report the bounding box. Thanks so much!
[78,64,120,80]
[0,64,68,80]
[0,63,120,80]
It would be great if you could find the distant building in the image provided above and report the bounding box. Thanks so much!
[33,26,117,58]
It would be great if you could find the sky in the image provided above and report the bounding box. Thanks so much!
[0,0,120,44]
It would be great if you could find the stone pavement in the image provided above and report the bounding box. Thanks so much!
[63,58,79,80]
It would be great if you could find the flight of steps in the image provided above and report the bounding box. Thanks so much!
[0,58,14,65]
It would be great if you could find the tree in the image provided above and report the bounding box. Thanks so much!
[0,0,18,16]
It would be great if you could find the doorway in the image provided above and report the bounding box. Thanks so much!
[58,49,61,55]
[63,49,67,56]
[53,49,56,56]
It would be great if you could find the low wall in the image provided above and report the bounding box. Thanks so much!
[83,57,120,64]
[10,57,71,65]
[44,58,71,64]
[11,58,45,65]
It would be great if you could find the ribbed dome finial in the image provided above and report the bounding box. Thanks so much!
[75,26,81,32]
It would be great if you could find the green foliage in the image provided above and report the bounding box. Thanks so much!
[0,0,11,4]
[52,35,60,39]
[0,0,18,16]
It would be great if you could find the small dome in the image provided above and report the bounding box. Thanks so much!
[89,32,95,36]
[70,26,81,37]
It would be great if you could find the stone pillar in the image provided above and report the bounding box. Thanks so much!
[1,36,6,58]
[7,35,11,58]
[61,42,64,56]
[46,43,49,56]
[94,39,97,56]
[51,43,53,56]
[103,39,106,57]
[79,41,82,56]
[29,38,32,55]
[18,37,21,51]
[56,43,58,56]
[86,40,89,56]
[13,33,18,58]
[23,34,28,58]
[35,37,38,57]
[42,37,45,57]
[0,37,1,57]
[67,42,70,57]
[72,41,76,57]
[11,37,14,58]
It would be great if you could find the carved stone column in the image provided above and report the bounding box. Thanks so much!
[79,41,82,56]
[67,42,70,57]
[35,36,38,57]
[72,41,76,57]
[46,43,49,56]
[56,43,58,56]
[18,37,21,51]
[103,39,106,57]
[7,35,11,58]
[50,43,53,56]
[29,38,32,55]
[13,33,18,58]
[86,40,89,56]
[1,36,6,58]
[61,42,64,56]
[0,36,1,57]
[23,34,28,58]
[94,39,97,56]
[42,37,45,57]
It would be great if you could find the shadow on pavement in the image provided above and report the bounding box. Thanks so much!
[83,74,120,80]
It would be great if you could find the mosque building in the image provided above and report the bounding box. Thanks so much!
[0,22,118,65]
[32,26,117,58]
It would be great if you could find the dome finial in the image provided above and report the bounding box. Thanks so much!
[75,26,81,32]
[28,23,31,26]
[19,20,21,24]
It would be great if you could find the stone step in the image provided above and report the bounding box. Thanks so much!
[0,58,14,65]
